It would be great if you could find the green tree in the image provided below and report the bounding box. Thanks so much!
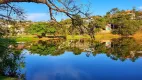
[28,40,62,56]
[105,8,142,36]
[112,20,141,35]
[0,38,25,79]
[27,22,57,37]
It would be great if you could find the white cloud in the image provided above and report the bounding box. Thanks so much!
[26,13,69,22]
[26,13,50,21]
[138,6,142,10]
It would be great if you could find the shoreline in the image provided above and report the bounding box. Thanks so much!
[4,32,142,42]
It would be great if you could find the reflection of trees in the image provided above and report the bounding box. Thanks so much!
[92,42,109,54]
[66,47,83,55]
[0,38,25,79]
[27,38,142,62]
[28,40,83,56]
[92,38,142,62]
[28,40,64,56]
[110,38,142,62]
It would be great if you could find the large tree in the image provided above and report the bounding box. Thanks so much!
[0,0,94,38]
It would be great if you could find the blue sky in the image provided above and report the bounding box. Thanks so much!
[16,0,142,21]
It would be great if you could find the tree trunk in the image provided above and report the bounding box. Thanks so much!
[0,0,47,4]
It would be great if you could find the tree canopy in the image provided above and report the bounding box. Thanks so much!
[27,22,57,37]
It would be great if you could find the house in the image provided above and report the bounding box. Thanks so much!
[100,24,112,33]
[105,24,112,32]
[101,40,112,48]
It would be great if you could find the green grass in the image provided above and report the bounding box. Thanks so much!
[95,33,120,41]
[67,33,120,41]
[15,37,38,42]
[0,76,16,80]
[9,34,38,42]
[67,35,91,39]
[9,33,120,42]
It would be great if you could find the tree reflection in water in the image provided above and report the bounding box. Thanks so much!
[0,38,142,79]
[0,38,25,79]
[27,38,142,62]
[92,38,142,62]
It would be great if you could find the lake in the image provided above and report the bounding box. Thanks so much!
[0,38,142,80]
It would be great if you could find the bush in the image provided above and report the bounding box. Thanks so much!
[112,20,142,36]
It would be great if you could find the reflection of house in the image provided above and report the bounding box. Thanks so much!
[101,40,112,48]
[16,43,25,50]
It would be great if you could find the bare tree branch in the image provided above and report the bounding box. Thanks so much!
[0,0,91,21]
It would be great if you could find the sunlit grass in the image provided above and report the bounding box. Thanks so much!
[67,35,91,39]
[133,30,142,43]
[10,32,142,45]
[14,35,61,42]
[9,34,38,42]
[15,37,38,42]
[67,33,120,41]
[14,33,120,42]
[95,33,120,41]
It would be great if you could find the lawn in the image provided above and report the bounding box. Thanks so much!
[14,33,120,42]
[15,37,38,42]
[67,33,120,41]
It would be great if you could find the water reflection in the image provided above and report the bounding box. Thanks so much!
[0,38,142,80]
[25,38,142,62]
[0,38,25,79]
[92,38,142,62]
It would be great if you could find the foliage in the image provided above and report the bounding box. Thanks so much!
[112,20,142,35]
[69,15,85,35]
[106,8,142,35]
[28,40,60,55]
[27,22,57,37]
[0,38,25,79]
[72,15,83,27]
[92,16,107,29]
[110,38,142,62]
[91,38,142,62]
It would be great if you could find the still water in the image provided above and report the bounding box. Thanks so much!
[0,38,142,80]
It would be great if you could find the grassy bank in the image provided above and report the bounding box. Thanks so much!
[95,33,120,41]
[67,33,120,41]
[15,37,63,42]
[133,30,142,43]
[15,37,38,42]
[12,32,142,42]
[13,33,120,42]
[9,35,38,42]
